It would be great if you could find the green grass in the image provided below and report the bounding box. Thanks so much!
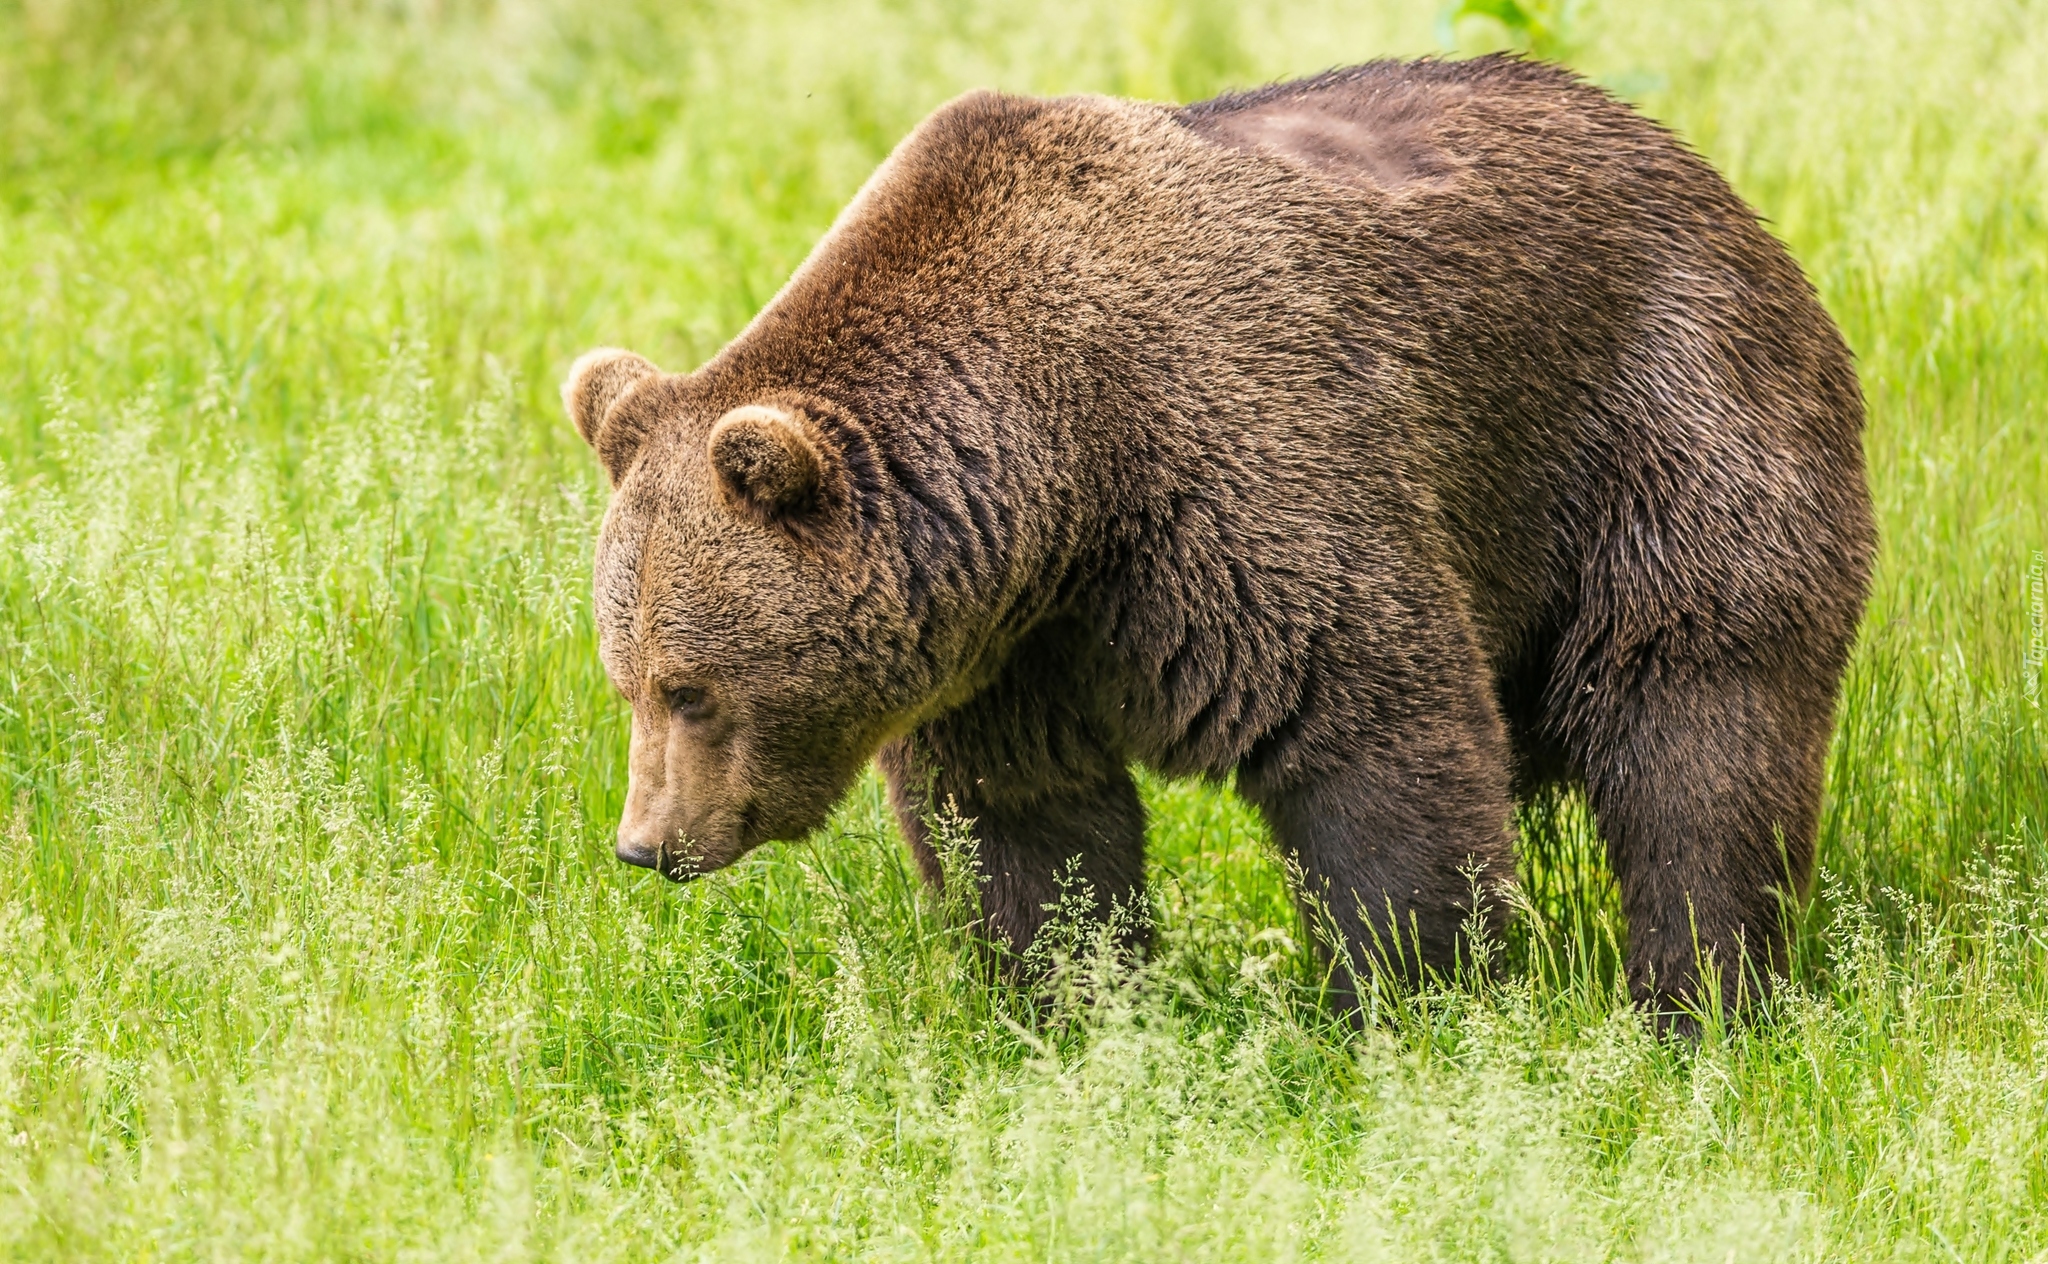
[2,0,2046,1258]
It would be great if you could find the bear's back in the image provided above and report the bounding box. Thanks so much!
[1174,58,1726,215]
[1177,59,1516,200]
[707,60,1866,696]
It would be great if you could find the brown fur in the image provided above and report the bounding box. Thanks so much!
[564,57,1875,1023]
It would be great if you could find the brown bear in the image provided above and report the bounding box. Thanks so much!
[563,56,1874,1023]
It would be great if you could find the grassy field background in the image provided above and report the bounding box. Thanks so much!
[3,0,2047,1258]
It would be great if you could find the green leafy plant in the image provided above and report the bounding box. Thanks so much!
[1438,0,1579,60]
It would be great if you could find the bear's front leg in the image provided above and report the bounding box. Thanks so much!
[878,723,1149,979]
[1251,760,1517,1006]
[1240,663,1519,1010]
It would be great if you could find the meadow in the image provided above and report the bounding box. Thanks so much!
[2,0,2046,1258]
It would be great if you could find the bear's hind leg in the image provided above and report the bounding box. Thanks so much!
[1575,657,1830,1026]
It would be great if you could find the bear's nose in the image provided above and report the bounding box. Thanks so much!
[615,829,702,883]
[615,834,664,870]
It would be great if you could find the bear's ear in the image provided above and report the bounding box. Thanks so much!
[707,404,840,534]
[562,348,662,485]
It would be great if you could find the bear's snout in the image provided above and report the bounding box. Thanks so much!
[614,832,671,875]
[615,799,728,881]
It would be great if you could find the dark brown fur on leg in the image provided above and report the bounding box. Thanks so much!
[880,729,1155,975]
[1575,657,1830,1030]
[1252,760,1516,1007]
[1238,600,1521,1008]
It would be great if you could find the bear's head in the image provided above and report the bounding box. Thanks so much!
[563,348,917,880]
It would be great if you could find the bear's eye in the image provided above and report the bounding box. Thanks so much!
[663,685,709,715]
